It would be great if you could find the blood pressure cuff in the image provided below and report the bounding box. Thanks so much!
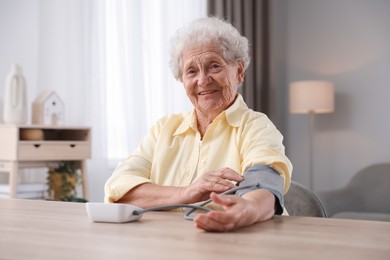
[235,165,284,215]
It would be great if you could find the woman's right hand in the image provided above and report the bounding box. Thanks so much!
[181,167,243,204]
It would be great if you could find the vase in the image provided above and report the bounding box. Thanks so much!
[3,64,28,124]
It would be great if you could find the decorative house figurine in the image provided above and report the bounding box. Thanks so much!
[32,90,65,125]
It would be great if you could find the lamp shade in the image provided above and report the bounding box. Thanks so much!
[289,80,334,114]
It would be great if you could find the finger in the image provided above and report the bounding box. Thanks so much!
[194,215,222,231]
[205,208,240,225]
[207,193,244,224]
[194,213,234,232]
[214,168,243,182]
[206,178,236,191]
[210,192,237,207]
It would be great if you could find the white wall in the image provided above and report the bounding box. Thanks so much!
[0,0,88,125]
[36,0,89,125]
[280,0,390,191]
[0,0,39,124]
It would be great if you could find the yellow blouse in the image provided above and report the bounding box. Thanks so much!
[104,94,292,203]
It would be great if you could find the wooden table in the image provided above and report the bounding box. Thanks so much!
[0,199,389,260]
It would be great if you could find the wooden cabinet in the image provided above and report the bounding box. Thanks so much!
[0,125,91,199]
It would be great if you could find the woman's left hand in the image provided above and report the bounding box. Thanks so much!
[193,189,276,232]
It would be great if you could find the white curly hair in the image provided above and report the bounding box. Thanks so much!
[169,16,250,81]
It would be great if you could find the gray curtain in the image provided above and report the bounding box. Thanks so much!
[208,0,271,115]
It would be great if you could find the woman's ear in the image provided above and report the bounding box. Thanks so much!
[236,61,245,84]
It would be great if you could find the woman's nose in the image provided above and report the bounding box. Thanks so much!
[197,71,211,87]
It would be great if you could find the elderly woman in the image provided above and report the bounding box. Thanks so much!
[104,17,292,232]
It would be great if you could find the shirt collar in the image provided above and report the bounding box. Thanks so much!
[224,94,248,127]
[173,111,197,136]
[173,94,248,135]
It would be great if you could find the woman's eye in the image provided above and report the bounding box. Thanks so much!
[210,63,222,72]
[186,68,196,76]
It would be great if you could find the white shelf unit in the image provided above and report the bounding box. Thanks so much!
[0,125,91,199]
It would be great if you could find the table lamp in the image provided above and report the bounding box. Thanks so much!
[289,80,335,190]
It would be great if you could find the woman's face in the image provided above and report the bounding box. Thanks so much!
[181,42,244,117]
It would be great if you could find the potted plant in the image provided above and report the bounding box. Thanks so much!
[47,161,87,202]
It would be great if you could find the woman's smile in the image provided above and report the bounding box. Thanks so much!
[198,89,219,96]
